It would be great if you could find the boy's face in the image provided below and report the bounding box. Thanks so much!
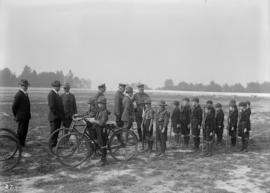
[138,87,144,93]
[192,101,198,106]
[239,106,246,112]
[119,86,125,93]
[98,103,105,109]
[182,100,188,106]
[99,87,106,93]
[21,85,28,92]
[215,107,221,111]
[54,86,61,92]
[229,106,235,111]
[64,87,70,93]
[160,105,165,111]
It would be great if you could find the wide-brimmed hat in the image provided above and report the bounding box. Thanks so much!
[159,100,167,106]
[19,79,30,86]
[63,82,71,89]
[51,80,62,87]
[97,97,107,104]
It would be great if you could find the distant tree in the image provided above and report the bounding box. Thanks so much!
[164,79,175,90]
[246,82,261,93]
[207,81,222,92]
[0,68,18,86]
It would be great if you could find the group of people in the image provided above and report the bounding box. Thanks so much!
[11,79,252,167]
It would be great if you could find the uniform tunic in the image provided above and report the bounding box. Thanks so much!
[215,109,224,140]
[203,107,215,142]
[142,106,155,141]
[171,106,181,134]
[238,109,249,138]
[190,105,202,137]
[228,109,238,138]
[156,109,170,153]
[114,90,125,127]
[180,105,191,136]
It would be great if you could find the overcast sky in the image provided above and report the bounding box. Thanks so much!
[0,0,269,89]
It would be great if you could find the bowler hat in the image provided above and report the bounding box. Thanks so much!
[192,97,199,103]
[125,86,133,94]
[51,80,61,87]
[19,79,30,86]
[159,100,167,106]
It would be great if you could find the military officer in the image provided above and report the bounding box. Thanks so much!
[48,80,64,148]
[94,84,106,109]
[12,79,31,147]
[190,97,203,151]
[114,83,126,127]
[61,83,77,129]
[133,83,150,141]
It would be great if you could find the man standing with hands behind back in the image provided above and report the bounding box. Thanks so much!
[12,79,31,147]
[48,80,64,148]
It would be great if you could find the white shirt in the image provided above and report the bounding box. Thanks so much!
[19,88,28,95]
[52,88,59,95]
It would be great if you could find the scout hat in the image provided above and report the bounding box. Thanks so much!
[239,101,247,107]
[119,83,126,88]
[63,82,71,89]
[191,97,199,103]
[98,84,106,89]
[19,79,30,86]
[137,83,144,88]
[173,100,179,106]
[215,103,222,108]
[51,80,61,87]
[159,100,167,106]
[206,103,212,109]
[88,98,95,105]
[97,97,107,104]
[125,86,133,94]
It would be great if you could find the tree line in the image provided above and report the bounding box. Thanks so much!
[0,66,91,88]
[160,79,270,93]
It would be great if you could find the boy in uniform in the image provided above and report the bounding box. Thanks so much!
[155,100,170,157]
[190,97,203,151]
[142,98,155,153]
[227,100,238,147]
[121,86,135,130]
[171,101,181,146]
[180,98,191,147]
[215,103,224,145]
[201,102,215,156]
[238,102,250,152]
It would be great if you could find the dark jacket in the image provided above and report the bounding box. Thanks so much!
[238,109,249,131]
[61,93,77,119]
[190,105,202,126]
[12,90,31,121]
[114,90,124,118]
[121,95,134,122]
[96,109,109,127]
[179,105,191,125]
[171,106,180,124]
[215,109,224,128]
[133,92,149,118]
[246,108,251,130]
[48,90,64,121]
[204,107,216,132]
[94,91,105,109]
[228,109,238,128]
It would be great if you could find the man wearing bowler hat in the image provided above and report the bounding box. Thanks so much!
[114,83,126,127]
[133,83,150,142]
[12,79,31,147]
[61,83,77,129]
[48,80,64,147]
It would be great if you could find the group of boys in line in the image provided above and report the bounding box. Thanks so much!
[11,79,252,167]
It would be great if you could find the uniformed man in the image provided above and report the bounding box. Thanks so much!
[61,83,77,129]
[190,97,203,151]
[246,101,251,133]
[133,83,150,141]
[114,83,126,127]
[171,101,181,146]
[94,84,106,109]
[155,100,170,157]
[48,80,64,148]
[92,97,109,166]
[215,103,224,145]
[201,103,215,156]
[238,102,250,152]
[121,86,135,130]
[86,98,98,118]
[142,98,155,153]
[227,100,238,147]
[12,79,31,147]
[180,97,191,147]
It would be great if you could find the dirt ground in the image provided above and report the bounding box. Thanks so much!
[0,88,270,193]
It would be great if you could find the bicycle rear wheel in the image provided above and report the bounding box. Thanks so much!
[56,132,92,168]
[47,127,70,156]
[0,134,22,172]
[109,129,138,161]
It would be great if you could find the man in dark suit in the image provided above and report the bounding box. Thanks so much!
[12,79,31,147]
[114,83,126,127]
[48,80,64,147]
[61,83,77,129]
[121,86,135,130]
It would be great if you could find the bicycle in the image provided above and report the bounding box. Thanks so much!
[0,128,22,172]
[55,114,139,168]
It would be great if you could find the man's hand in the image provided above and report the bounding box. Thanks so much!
[244,128,247,133]
[231,127,234,131]
[162,127,165,133]
[198,125,201,130]
[177,124,180,128]
[210,132,213,136]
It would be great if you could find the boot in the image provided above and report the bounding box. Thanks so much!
[243,138,249,152]
[208,142,213,156]
[148,141,153,153]
[201,143,209,157]
[231,137,236,147]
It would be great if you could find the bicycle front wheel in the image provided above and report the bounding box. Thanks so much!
[47,127,70,156]
[0,134,22,172]
[55,132,92,168]
[109,129,138,161]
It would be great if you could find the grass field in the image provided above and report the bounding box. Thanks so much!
[0,88,270,193]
